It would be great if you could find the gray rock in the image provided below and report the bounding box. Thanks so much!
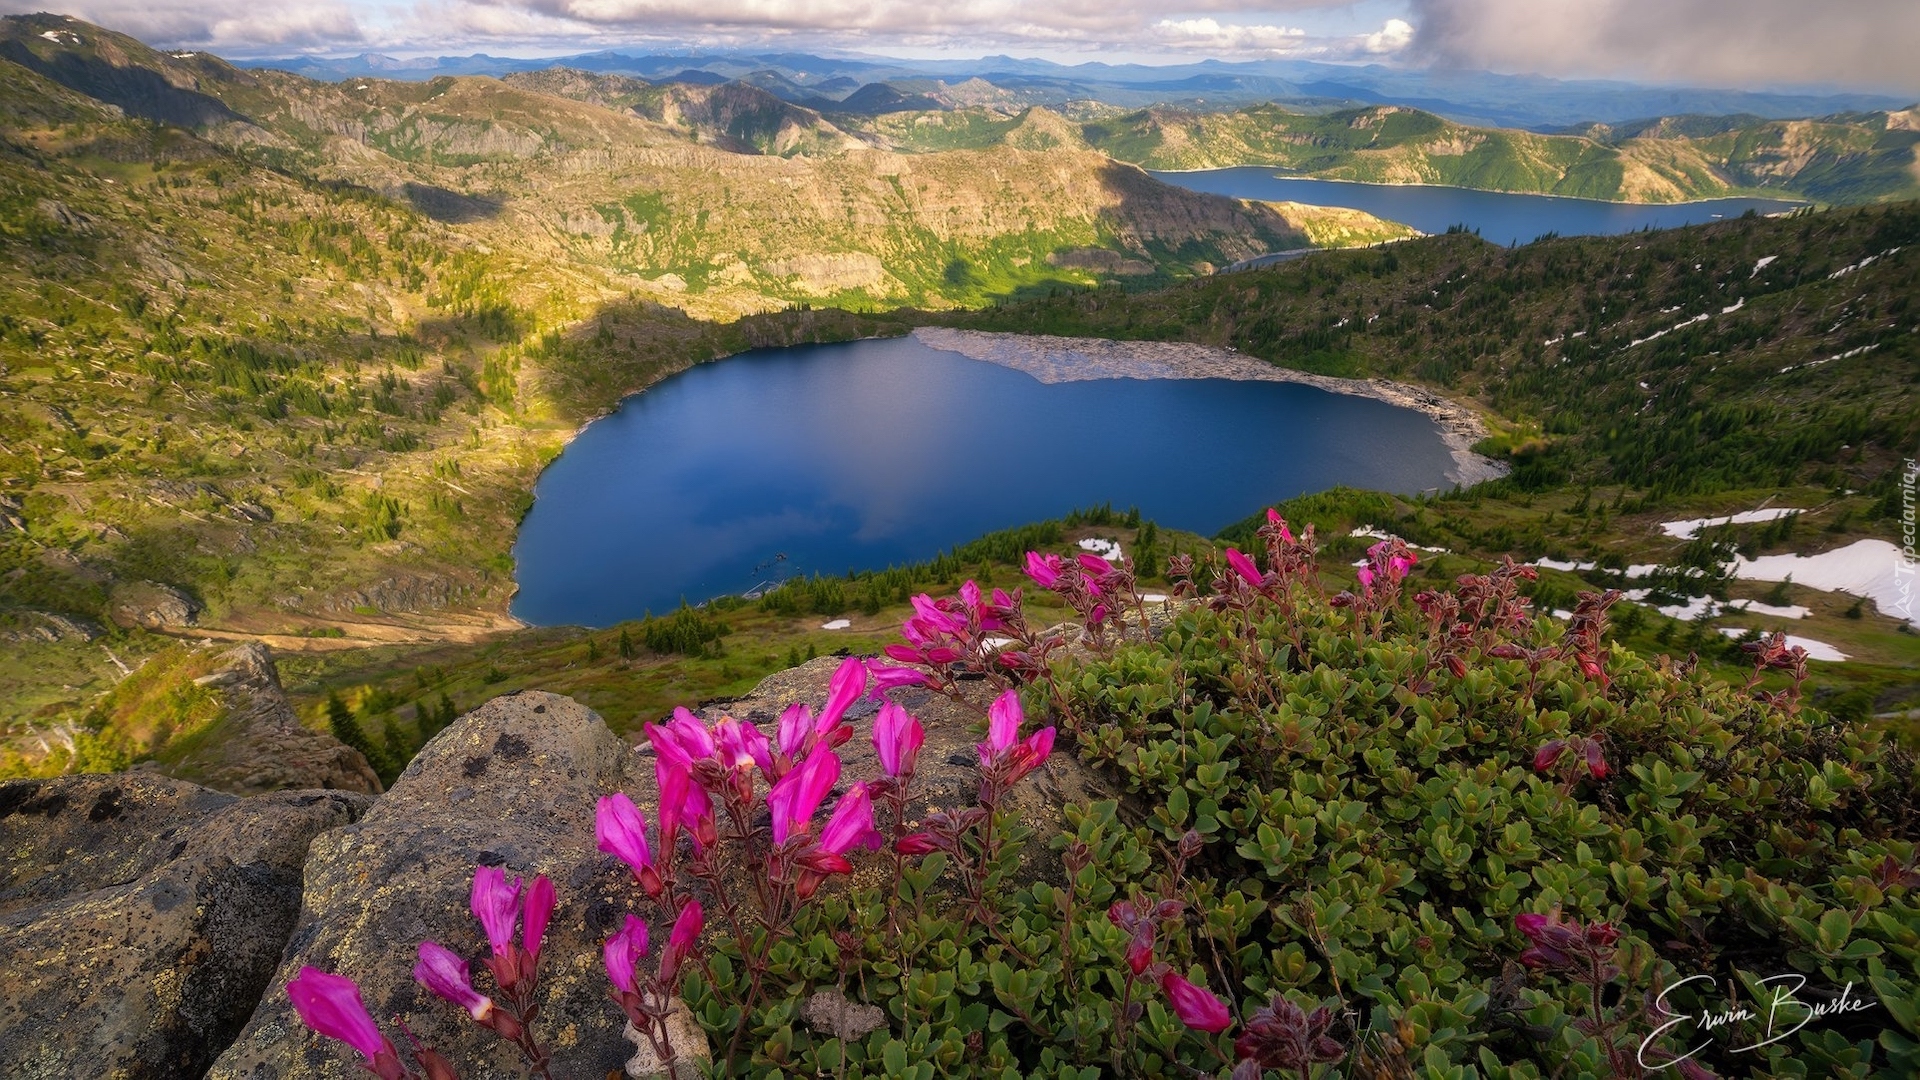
[622,1006,708,1079]
[0,774,368,1079]
[108,579,201,630]
[800,988,887,1041]
[160,643,383,797]
[209,691,668,1080]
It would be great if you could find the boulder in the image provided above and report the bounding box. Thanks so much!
[159,643,383,797]
[0,774,368,1079]
[209,691,671,1080]
[107,580,201,630]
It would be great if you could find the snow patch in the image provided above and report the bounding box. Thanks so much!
[1730,539,1918,628]
[1716,628,1849,662]
[1659,507,1802,539]
[1349,525,1445,552]
[820,619,851,630]
[1077,537,1123,561]
[1627,313,1709,349]
[1721,297,1745,314]
[1750,255,1777,276]
[1780,343,1877,375]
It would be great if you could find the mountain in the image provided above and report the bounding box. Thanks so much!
[239,46,1915,130]
[1066,102,1920,205]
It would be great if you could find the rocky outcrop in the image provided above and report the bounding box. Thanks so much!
[209,692,661,1080]
[157,643,383,796]
[315,572,469,615]
[107,579,201,630]
[0,774,368,1079]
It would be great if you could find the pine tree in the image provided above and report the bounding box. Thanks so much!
[618,627,635,660]
[326,691,391,776]
[382,715,412,780]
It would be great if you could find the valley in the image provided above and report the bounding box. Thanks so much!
[1,12,1916,774]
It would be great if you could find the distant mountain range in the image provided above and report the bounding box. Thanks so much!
[244,49,1916,132]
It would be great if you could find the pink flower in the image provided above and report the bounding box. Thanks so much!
[977,689,1053,784]
[1160,970,1234,1033]
[524,875,555,962]
[1583,741,1610,779]
[816,656,868,737]
[1266,508,1294,544]
[602,914,649,995]
[287,966,391,1062]
[660,901,703,985]
[1108,902,1157,975]
[776,702,812,758]
[596,793,653,878]
[666,707,717,761]
[1357,565,1376,592]
[896,833,942,855]
[1024,551,1064,589]
[471,866,521,958]
[713,716,770,776]
[866,659,931,695]
[1077,552,1113,577]
[1514,910,1621,973]
[980,689,1023,763]
[872,702,925,778]
[1533,735,1608,781]
[818,783,882,857]
[1531,740,1567,773]
[1225,548,1264,588]
[768,746,840,845]
[414,941,493,1020]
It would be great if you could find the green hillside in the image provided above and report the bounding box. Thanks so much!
[861,101,1920,206]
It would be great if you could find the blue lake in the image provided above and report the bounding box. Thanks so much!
[511,335,1459,626]
[1151,169,1804,246]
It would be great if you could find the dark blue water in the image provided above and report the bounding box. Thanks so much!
[511,335,1458,626]
[1151,169,1803,246]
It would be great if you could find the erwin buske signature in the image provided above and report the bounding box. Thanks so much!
[1639,974,1879,1069]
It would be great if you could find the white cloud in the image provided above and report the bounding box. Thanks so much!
[6,0,366,48]
[1362,16,1412,53]
[1151,17,1308,55]
[1408,0,1920,94]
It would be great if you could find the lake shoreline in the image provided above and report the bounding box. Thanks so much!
[1148,166,1808,210]
[912,327,1509,488]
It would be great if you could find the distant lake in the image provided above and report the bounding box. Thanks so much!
[512,335,1458,627]
[1151,169,1804,245]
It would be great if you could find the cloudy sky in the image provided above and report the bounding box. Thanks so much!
[9,0,1917,94]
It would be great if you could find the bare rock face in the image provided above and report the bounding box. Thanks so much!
[107,579,201,630]
[209,691,659,1080]
[158,643,383,797]
[0,774,369,1079]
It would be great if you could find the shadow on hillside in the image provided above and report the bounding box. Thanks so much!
[1094,158,1309,270]
[0,40,244,128]
[402,183,504,223]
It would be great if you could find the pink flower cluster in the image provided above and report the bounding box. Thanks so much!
[288,866,561,1080]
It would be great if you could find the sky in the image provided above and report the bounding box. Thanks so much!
[8,0,1918,95]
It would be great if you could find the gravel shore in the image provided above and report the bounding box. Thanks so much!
[913,327,1508,487]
